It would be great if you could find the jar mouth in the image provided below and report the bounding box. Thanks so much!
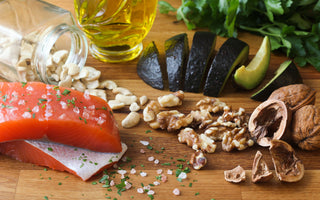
[33,23,88,85]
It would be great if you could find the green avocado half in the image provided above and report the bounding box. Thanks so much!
[251,60,303,101]
[234,36,271,90]
[203,38,249,97]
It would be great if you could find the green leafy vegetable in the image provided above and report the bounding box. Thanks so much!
[158,0,320,71]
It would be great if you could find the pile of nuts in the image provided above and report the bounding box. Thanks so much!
[140,93,254,170]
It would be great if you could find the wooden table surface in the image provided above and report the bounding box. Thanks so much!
[1,1,320,200]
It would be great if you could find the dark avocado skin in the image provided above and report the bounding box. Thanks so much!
[165,33,189,92]
[203,38,249,97]
[137,41,164,90]
[184,31,216,93]
[251,61,303,101]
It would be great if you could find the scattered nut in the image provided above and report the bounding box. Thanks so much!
[196,97,229,113]
[52,50,68,64]
[248,99,291,147]
[129,102,140,112]
[190,150,207,170]
[268,84,316,112]
[85,89,107,101]
[115,94,138,106]
[224,165,246,183]
[139,95,148,106]
[158,90,184,107]
[270,139,304,182]
[156,110,193,132]
[99,80,117,90]
[108,100,125,110]
[81,66,101,81]
[112,87,133,96]
[251,150,273,183]
[121,112,140,128]
[143,101,161,122]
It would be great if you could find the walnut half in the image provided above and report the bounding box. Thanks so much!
[190,150,207,170]
[248,99,291,147]
[270,139,304,182]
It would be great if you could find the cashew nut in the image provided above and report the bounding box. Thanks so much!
[121,112,140,128]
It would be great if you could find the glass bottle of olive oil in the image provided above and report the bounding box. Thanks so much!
[74,0,158,63]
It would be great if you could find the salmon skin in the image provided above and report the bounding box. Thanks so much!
[0,140,127,181]
[0,82,121,153]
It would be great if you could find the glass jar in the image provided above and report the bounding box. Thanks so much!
[0,0,88,85]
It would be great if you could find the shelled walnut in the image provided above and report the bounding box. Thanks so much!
[248,99,291,147]
[268,84,316,112]
[292,105,320,150]
[158,90,184,107]
[270,139,304,182]
[178,128,216,153]
[190,150,207,170]
[196,97,229,113]
[156,110,193,132]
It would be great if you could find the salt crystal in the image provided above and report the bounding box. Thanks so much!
[173,188,180,196]
[137,188,144,194]
[153,181,160,186]
[154,159,159,164]
[147,190,155,195]
[130,168,136,174]
[140,140,149,146]
[167,169,173,175]
[140,149,145,154]
[178,172,187,179]
[140,171,147,177]
[125,181,132,190]
[109,180,115,187]
[156,169,163,175]
[148,156,155,162]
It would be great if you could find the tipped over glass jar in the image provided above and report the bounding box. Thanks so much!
[0,0,88,85]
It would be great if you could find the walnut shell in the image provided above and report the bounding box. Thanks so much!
[269,139,304,182]
[251,150,273,183]
[224,165,246,183]
[292,105,320,150]
[268,84,316,112]
[248,99,291,147]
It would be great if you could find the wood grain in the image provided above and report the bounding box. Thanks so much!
[1,0,320,200]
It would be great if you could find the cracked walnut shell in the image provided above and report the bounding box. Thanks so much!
[268,84,316,112]
[251,150,273,183]
[292,105,320,150]
[249,99,291,147]
[270,139,304,182]
[224,165,246,183]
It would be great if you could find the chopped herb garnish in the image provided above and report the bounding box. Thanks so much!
[105,197,111,199]
[32,113,36,119]
[84,118,87,124]
[147,145,153,150]
[47,147,53,151]
[92,181,97,185]
[44,196,49,200]
[80,163,84,168]
[161,162,171,166]
[62,89,71,95]
[44,168,48,171]
[21,82,27,87]
[148,194,154,200]
[177,158,186,162]
[38,98,47,104]
[195,192,200,196]
[58,182,62,185]
[141,164,145,167]
[189,183,193,187]
[2,94,7,102]
[145,130,152,133]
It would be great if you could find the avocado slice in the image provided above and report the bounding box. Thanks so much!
[203,38,249,97]
[137,41,164,90]
[184,31,217,93]
[165,33,189,92]
[251,60,303,101]
[234,36,271,90]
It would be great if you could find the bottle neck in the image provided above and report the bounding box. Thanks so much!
[32,23,88,85]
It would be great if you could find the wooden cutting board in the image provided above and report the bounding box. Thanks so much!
[1,1,320,200]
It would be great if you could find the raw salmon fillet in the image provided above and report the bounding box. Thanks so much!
[0,140,127,181]
[0,82,121,152]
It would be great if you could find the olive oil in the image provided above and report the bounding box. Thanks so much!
[74,0,158,62]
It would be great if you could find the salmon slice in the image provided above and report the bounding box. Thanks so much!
[0,82,121,152]
[0,140,127,181]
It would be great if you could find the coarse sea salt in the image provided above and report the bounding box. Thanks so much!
[140,140,149,146]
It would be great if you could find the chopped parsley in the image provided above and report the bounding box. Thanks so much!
[47,147,53,151]
[62,89,71,95]
[21,82,27,87]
